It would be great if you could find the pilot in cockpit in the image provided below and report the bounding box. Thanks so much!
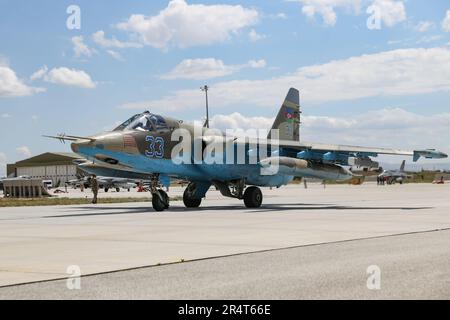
[133,115,152,131]
[113,111,168,132]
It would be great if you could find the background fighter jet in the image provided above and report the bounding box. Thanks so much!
[378,160,410,184]
[66,176,135,192]
[66,160,143,192]
[46,88,447,211]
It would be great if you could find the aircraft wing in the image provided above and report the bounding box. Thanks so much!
[295,142,413,156]
[255,138,448,163]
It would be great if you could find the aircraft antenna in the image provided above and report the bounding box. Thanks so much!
[201,85,210,128]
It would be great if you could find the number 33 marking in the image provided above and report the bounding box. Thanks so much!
[145,136,164,158]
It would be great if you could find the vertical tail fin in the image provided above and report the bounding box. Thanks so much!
[267,88,301,141]
[400,160,406,172]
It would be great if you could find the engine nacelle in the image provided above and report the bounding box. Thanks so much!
[260,157,353,181]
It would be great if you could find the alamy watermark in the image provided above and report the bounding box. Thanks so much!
[366,5,382,30]
[66,5,81,30]
[167,123,282,175]
[366,265,381,290]
[66,265,81,290]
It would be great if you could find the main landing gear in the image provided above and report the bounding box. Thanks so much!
[213,179,263,208]
[149,176,264,211]
[149,174,170,212]
[183,182,202,208]
[243,186,263,208]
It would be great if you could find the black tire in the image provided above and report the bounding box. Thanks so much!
[243,186,263,208]
[152,190,168,211]
[160,190,170,209]
[183,187,202,208]
[116,188,120,192]
[104,188,109,192]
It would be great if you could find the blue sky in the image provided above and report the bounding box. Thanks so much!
[1,0,450,175]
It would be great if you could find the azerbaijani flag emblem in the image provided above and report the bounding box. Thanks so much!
[284,107,295,123]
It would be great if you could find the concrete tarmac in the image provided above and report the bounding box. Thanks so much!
[1,229,449,299]
[0,183,449,299]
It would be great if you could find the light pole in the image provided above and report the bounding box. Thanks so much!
[201,85,209,128]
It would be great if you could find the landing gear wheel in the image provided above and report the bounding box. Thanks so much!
[152,189,169,211]
[183,193,202,208]
[160,190,169,209]
[243,186,263,208]
[183,185,202,208]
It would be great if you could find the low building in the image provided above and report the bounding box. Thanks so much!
[2,178,50,198]
[6,152,85,186]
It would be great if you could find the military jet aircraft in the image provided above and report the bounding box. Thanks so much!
[67,161,139,192]
[67,176,135,192]
[378,160,410,184]
[46,88,447,211]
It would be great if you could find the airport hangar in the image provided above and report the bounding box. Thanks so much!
[6,152,85,185]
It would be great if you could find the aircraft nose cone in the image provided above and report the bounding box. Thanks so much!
[71,139,93,153]
[71,142,79,153]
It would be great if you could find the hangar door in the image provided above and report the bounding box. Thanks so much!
[17,165,78,184]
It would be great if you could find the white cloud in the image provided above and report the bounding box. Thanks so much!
[72,36,96,57]
[295,0,405,27]
[162,58,237,80]
[16,146,32,158]
[268,13,288,20]
[161,58,267,80]
[414,21,434,33]
[301,108,450,152]
[370,0,406,27]
[116,0,259,49]
[247,59,267,68]
[248,29,266,42]
[416,35,443,44]
[1,113,11,118]
[29,65,48,81]
[120,47,450,112]
[107,50,125,61]
[0,63,45,97]
[211,112,274,132]
[44,67,96,89]
[92,30,142,48]
[275,13,288,19]
[0,152,7,177]
[295,0,361,26]
[442,10,450,32]
[209,109,450,154]
[387,38,409,46]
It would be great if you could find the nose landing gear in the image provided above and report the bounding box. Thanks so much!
[152,189,169,212]
[149,174,170,212]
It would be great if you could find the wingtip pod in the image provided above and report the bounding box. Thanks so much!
[413,149,448,162]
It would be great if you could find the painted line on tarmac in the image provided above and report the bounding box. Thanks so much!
[1,227,449,289]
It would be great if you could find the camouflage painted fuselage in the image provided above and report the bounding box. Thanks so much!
[71,118,295,187]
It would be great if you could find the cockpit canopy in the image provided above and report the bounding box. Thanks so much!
[113,111,169,132]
